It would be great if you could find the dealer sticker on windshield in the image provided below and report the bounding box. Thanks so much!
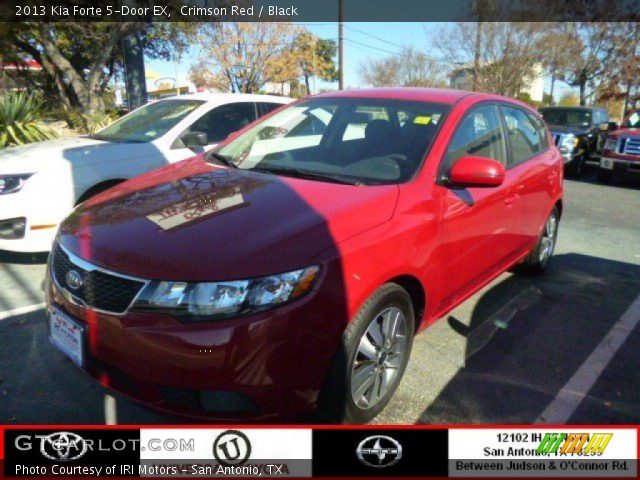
[49,307,85,367]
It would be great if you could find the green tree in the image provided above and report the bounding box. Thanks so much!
[0,23,195,117]
[293,32,337,94]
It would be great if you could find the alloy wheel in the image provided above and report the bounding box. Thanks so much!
[350,306,407,410]
[538,213,558,264]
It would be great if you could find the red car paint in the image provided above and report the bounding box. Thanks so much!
[602,109,640,165]
[46,88,563,420]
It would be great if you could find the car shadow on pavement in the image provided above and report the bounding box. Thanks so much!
[0,250,49,265]
[417,253,640,424]
[567,166,640,191]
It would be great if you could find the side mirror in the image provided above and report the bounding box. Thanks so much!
[181,131,208,148]
[607,121,619,131]
[448,155,505,188]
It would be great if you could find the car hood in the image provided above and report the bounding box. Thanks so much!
[609,127,640,139]
[546,124,589,135]
[58,157,399,281]
[0,136,152,173]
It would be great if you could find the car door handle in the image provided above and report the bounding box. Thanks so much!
[504,186,524,205]
[504,195,519,205]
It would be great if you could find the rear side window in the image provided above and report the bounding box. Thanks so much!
[258,102,284,116]
[528,112,549,150]
[502,105,542,165]
[441,104,507,175]
[183,102,257,145]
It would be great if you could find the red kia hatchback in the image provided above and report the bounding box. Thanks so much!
[46,88,563,423]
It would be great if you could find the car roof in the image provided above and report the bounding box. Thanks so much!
[539,106,601,111]
[311,87,535,108]
[157,93,293,105]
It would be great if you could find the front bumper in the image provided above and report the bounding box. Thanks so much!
[600,156,640,173]
[0,217,58,252]
[45,262,347,421]
[0,190,65,252]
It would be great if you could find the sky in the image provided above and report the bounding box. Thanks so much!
[144,22,570,96]
[145,23,438,91]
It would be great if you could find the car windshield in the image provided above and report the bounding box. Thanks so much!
[214,97,450,185]
[92,99,204,143]
[624,111,640,128]
[539,108,592,128]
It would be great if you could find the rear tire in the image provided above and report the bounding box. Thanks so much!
[597,168,613,184]
[316,283,415,423]
[522,206,559,274]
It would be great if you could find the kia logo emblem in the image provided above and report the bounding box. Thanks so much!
[39,432,88,461]
[356,435,403,468]
[213,430,251,467]
[65,270,83,290]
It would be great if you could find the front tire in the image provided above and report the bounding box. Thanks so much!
[597,168,613,184]
[564,156,584,177]
[316,283,415,423]
[522,206,559,274]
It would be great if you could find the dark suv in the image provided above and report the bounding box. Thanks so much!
[539,106,611,176]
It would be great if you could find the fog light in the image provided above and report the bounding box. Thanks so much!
[0,217,26,239]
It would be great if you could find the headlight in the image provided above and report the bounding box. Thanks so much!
[559,134,578,151]
[0,173,33,195]
[134,266,320,321]
[604,138,617,152]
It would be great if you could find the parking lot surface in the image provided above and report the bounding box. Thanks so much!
[1,169,639,424]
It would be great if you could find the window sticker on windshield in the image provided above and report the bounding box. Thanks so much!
[413,115,431,125]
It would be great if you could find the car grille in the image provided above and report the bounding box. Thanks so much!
[622,137,640,156]
[52,243,146,314]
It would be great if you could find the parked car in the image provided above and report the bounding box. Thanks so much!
[598,109,640,183]
[46,88,563,423]
[0,93,292,252]
[539,106,611,176]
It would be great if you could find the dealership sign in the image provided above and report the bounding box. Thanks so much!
[1,427,637,478]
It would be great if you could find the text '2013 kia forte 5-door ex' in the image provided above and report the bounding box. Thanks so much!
[45,88,563,423]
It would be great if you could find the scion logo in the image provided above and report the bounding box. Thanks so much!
[65,270,83,290]
[39,432,88,461]
[213,430,251,467]
[356,435,403,468]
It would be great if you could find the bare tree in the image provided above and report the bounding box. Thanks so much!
[564,23,609,106]
[597,22,640,114]
[434,22,547,97]
[358,47,446,88]
[538,23,582,104]
[190,23,300,93]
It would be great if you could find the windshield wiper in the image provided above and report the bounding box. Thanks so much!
[207,152,238,169]
[253,166,361,185]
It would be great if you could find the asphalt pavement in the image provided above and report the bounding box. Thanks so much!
[1,168,639,425]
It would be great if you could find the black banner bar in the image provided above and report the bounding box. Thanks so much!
[1,0,640,23]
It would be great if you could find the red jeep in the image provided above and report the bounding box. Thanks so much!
[599,109,640,183]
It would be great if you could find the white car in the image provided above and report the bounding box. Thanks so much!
[0,93,292,253]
